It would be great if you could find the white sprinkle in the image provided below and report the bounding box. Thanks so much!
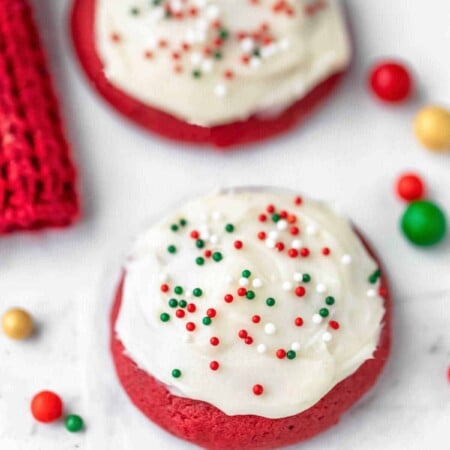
[252,278,263,288]
[193,0,207,7]
[316,283,327,294]
[240,38,255,52]
[200,230,210,240]
[341,254,352,265]
[291,239,302,249]
[276,220,288,231]
[279,38,291,51]
[211,211,222,221]
[282,281,293,291]
[146,35,158,50]
[183,334,192,343]
[185,29,196,44]
[196,18,209,32]
[293,272,303,282]
[159,272,169,282]
[250,57,261,69]
[322,332,333,342]
[190,52,203,66]
[194,30,206,43]
[205,4,220,19]
[367,289,377,298]
[201,59,213,73]
[239,277,249,287]
[306,224,318,236]
[214,84,227,97]
[209,234,219,244]
[265,238,276,248]
[264,323,277,335]
[186,291,193,299]
[291,342,301,351]
[170,0,182,13]
[148,7,165,24]
[261,44,278,59]
[268,230,279,240]
[312,314,323,324]
[257,344,267,354]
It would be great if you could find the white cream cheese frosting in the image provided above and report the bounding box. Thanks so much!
[96,0,351,126]
[115,188,385,419]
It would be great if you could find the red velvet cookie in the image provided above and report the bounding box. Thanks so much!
[110,190,391,449]
[71,0,350,148]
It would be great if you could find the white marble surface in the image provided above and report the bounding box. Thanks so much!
[0,0,449,449]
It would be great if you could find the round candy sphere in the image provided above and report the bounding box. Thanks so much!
[31,391,63,423]
[414,105,450,151]
[2,308,33,340]
[65,414,84,432]
[369,61,412,103]
[396,173,425,202]
[401,200,447,246]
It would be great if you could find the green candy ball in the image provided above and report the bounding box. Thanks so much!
[65,414,84,432]
[401,200,447,246]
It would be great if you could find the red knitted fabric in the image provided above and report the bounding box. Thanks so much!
[0,0,79,233]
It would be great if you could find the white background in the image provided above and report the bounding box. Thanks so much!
[0,0,449,449]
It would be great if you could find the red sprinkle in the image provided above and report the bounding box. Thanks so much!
[275,242,285,252]
[329,320,340,330]
[186,322,196,332]
[187,303,196,313]
[252,314,261,323]
[322,247,331,256]
[238,329,248,339]
[160,284,169,293]
[257,231,267,240]
[234,240,243,249]
[295,286,306,297]
[190,230,199,239]
[295,317,304,327]
[259,214,267,222]
[237,287,247,297]
[245,336,254,345]
[294,196,303,205]
[176,309,185,318]
[300,247,310,257]
[210,337,220,346]
[276,349,286,359]
[253,384,264,396]
[290,226,299,235]
[266,204,275,213]
[288,248,298,258]
[210,361,220,371]
[204,250,212,258]
[207,308,217,318]
[224,294,234,303]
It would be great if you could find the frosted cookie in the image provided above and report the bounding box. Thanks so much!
[72,0,351,147]
[110,188,391,449]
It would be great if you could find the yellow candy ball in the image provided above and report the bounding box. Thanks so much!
[414,106,450,152]
[2,308,34,340]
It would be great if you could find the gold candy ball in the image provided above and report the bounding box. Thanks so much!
[414,105,450,152]
[2,308,34,340]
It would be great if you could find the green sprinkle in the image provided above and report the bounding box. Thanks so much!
[178,300,187,308]
[286,350,296,360]
[130,7,140,16]
[65,414,83,433]
[213,51,222,60]
[174,286,183,295]
[192,69,202,78]
[219,28,229,39]
[179,218,187,227]
[252,48,261,57]
[302,274,311,283]
[160,313,170,322]
[246,290,255,300]
[170,224,179,232]
[212,252,223,262]
[167,245,176,254]
[171,369,182,378]
[319,308,329,318]
[242,269,251,278]
[168,298,178,308]
[272,213,280,223]
[225,223,235,233]
[325,296,335,306]
[196,257,205,266]
[193,288,203,297]
[266,297,276,307]
[196,239,205,249]
[202,316,212,325]
[368,269,382,284]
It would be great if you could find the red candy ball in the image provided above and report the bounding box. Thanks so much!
[31,391,63,423]
[369,61,412,103]
[396,173,426,202]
